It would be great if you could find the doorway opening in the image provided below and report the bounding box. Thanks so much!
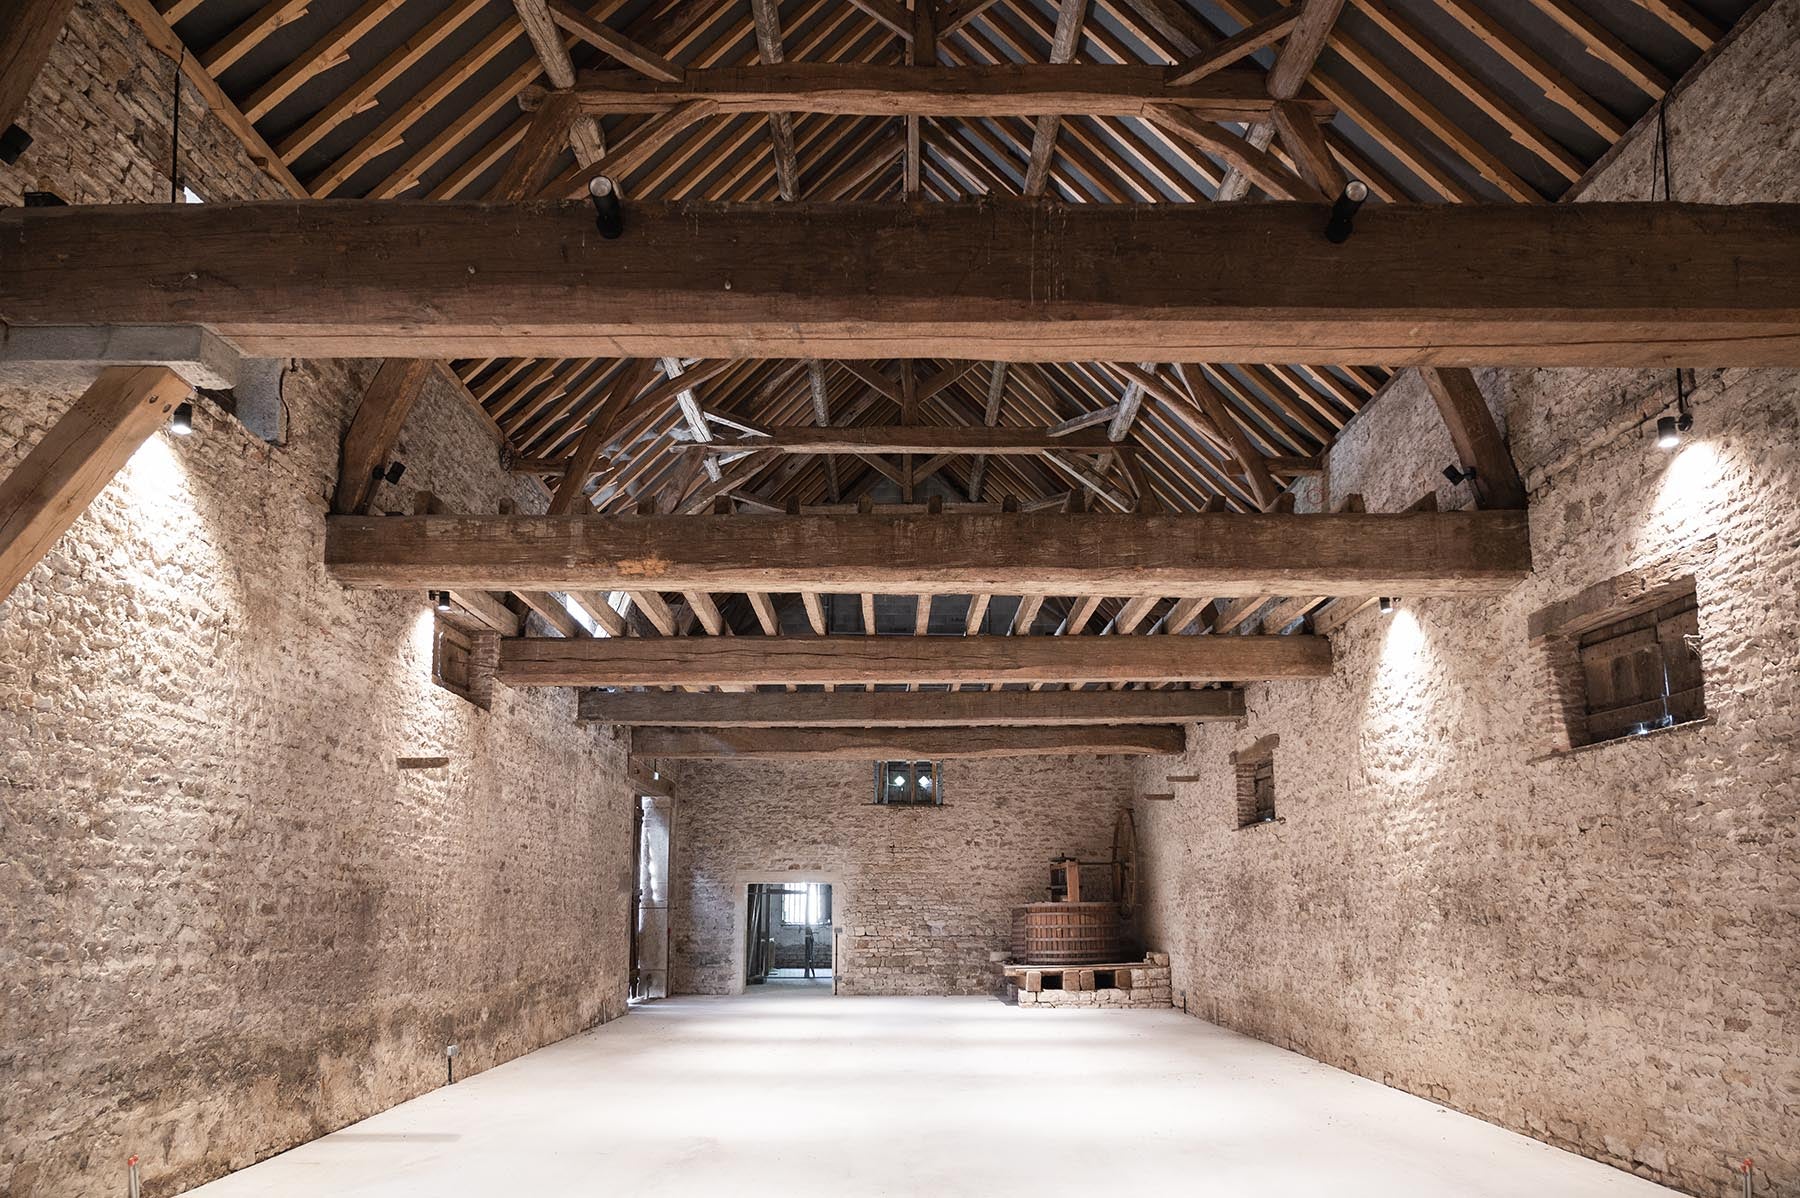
[630,795,673,1002]
[746,882,833,992]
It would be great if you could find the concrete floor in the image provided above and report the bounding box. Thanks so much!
[189,994,1679,1198]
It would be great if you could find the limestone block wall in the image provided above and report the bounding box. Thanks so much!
[0,6,636,1197]
[667,757,1132,995]
[1133,6,1800,1195]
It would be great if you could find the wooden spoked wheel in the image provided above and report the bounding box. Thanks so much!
[1112,809,1139,918]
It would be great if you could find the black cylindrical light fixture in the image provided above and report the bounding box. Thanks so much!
[1325,180,1369,244]
[170,401,195,436]
[1379,597,1398,615]
[589,176,623,239]
[1656,415,1681,449]
[433,590,453,613]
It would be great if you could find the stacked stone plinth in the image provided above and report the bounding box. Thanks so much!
[1009,952,1173,1008]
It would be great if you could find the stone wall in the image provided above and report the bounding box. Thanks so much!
[667,757,1133,995]
[1133,6,1800,1196]
[0,6,636,1197]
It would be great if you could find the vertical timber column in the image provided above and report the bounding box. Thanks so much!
[0,366,191,603]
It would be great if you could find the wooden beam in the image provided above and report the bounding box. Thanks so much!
[488,91,579,202]
[1270,99,1347,195]
[1147,105,1324,201]
[631,724,1187,759]
[326,509,1531,597]
[557,99,717,199]
[1169,9,1298,86]
[0,366,189,604]
[547,0,681,82]
[564,63,1311,122]
[905,0,936,199]
[1270,0,1346,87]
[448,587,523,637]
[1216,0,1345,201]
[1176,363,1278,509]
[331,359,434,515]
[844,0,913,41]
[501,632,1332,687]
[580,685,1245,726]
[0,0,77,138]
[1021,0,1089,198]
[510,0,605,165]
[627,590,678,636]
[679,425,1113,454]
[1418,367,1528,510]
[517,589,588,638]
[628,759,673,797]
[548,358,655,515]
[749,0,800,201]
[13,202,1800,366]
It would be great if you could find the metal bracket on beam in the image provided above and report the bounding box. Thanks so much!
[0,323,243,390]
[0,324,286,443]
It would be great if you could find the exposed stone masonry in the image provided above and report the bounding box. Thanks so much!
[1133,6,1800,1194]
[1010,953,1174,1009]
[0,6,636,1196]
[665,756,1133,995]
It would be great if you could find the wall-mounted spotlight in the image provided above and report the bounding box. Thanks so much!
[0,124,32,166]
[1442,463,1478,486]
[1325,180,1369,244]
[170,401,195,436]
[589,175,623,240]
[1656,377,1694,451]
[1378,597,1398,615]
[433,590,454,613]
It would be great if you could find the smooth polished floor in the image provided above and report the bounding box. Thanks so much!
[189,992,1679,1198]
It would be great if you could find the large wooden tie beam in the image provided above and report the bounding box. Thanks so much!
[324,511,1530,597]
[501,634,1331,687]
[6,202,1800,365]
[630,725,1187,759]
[580,686,1245,726]
[558,63,1321,122]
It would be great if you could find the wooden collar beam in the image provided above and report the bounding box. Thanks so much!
[500,634,1332,688]
[580,686,1245,727]
[630,724,1187,760]
[674,425,1113,455]
[6,202,1800,365]
[555,63,1322,123]
[323,511,1531,598]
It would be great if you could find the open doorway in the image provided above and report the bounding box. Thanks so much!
[630,795,673,1002]
[745,882,833,991]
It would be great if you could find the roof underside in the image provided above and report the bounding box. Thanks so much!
[149,0,1751,661]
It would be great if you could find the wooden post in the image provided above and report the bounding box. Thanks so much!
[0,366,190,604]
